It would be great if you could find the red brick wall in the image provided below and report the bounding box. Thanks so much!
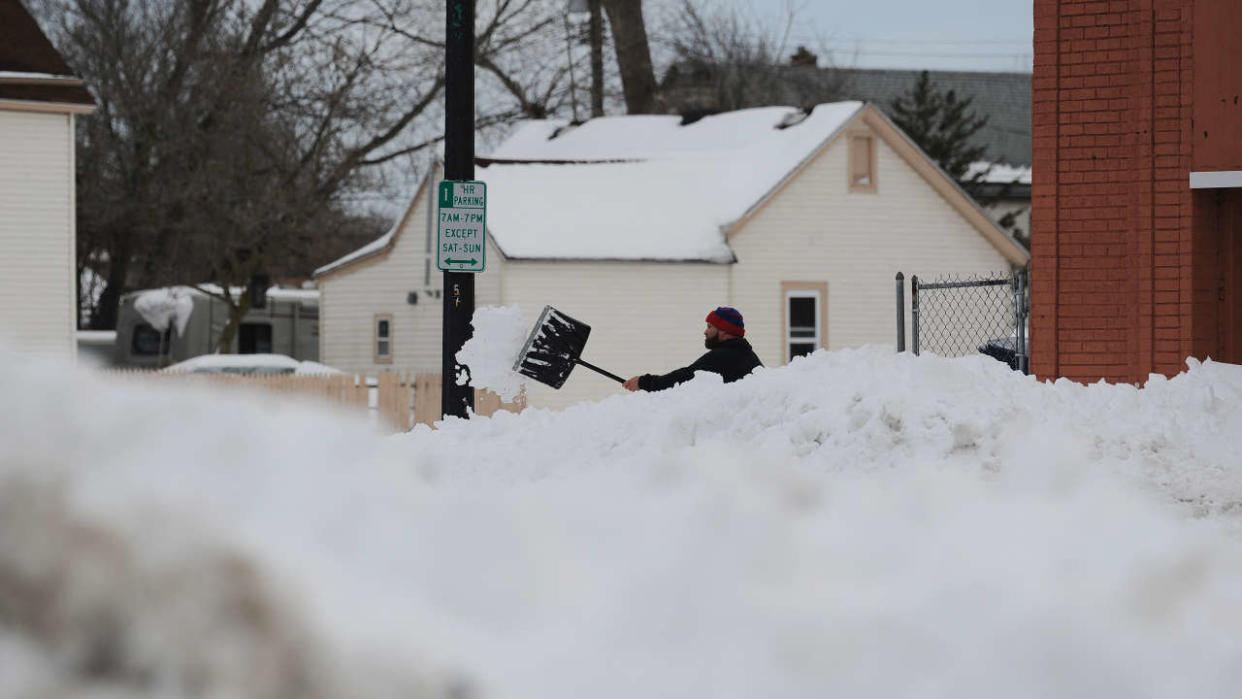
[1191,2,1242,171]
[1031,0,1196,383]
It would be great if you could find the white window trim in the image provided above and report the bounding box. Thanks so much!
[781,282,828,364]
[374,313,393,364]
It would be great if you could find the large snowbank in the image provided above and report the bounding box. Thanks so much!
[3,342,1242,697]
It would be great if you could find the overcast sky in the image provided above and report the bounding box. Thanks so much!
[741,0,1033,73]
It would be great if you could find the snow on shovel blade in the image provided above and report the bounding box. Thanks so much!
[513,306,591,390]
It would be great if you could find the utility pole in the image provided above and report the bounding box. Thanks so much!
[443,0,475,418]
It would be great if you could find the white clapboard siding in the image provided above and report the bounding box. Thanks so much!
[730,120,1013,366]
[318,168,504,375]
[499,261,730,409]
[0,110,76,360]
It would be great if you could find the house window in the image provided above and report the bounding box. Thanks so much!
[374,314,393,363]
[781,282,828,363]
[849,133,877,193]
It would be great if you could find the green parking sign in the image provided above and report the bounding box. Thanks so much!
[436,180,486,273]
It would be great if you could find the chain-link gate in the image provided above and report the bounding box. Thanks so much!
[895,269,1029,374]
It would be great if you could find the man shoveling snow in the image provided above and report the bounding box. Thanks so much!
[623,306,764,392]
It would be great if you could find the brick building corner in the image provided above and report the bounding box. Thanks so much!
[1031,0,1241,383]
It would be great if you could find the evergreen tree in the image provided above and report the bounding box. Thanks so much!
[890,71,1028,247]
[889,71,989,183]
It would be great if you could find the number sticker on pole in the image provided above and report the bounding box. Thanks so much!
[437,180,486,273]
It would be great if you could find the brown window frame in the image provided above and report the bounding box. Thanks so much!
[780,281,828,364]
[374,313,393,364]
[848,132,877,193]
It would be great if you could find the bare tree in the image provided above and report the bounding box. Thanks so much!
[40,0,578,344]
[588,0,605,116]
[600,0,658,114]
[656,0,844,115]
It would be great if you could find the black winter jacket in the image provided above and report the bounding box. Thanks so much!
[637,338,763,391]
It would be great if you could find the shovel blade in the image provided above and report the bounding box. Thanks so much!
[512,306,590,389]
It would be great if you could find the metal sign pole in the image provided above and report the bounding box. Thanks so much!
[895,272,906,352]
[443,0,475,418]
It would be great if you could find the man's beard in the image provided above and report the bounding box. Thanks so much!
[704,335,721,349]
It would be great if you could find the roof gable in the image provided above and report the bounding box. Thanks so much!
[723,104,1028,266]
[0,0,94,107]
[314,177,429,279]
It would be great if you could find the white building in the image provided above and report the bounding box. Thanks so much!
[315,102,1029,409]
[0,2,95,360]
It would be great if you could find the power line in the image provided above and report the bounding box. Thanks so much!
[846,51,1032,59]
[840,38,1030,45]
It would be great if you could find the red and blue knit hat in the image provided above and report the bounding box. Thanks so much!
[706,306,745,337]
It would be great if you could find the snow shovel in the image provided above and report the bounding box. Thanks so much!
[513,305,625,389]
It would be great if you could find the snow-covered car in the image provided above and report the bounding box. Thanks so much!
[161,353,344,376]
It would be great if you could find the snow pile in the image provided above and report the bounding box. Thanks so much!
[133,287,194,336]
[454,305,530,401]
[4,345,1242,697]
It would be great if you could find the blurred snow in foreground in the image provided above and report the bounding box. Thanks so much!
[3,345,1242,698]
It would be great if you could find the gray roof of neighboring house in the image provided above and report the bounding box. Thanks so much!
[661,65,1030,167]
[834,68,1030,166]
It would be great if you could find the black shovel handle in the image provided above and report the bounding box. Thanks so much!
[575,357,624,384]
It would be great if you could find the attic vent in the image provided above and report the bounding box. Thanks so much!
[776,106,813,130]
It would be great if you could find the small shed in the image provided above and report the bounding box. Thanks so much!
[112,286,321,369]
[316,102,1028,409]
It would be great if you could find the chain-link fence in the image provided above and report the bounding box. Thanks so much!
[895,269,1028,374]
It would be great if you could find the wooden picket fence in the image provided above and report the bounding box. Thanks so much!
[98,369,524,432]
[410,373,526,427]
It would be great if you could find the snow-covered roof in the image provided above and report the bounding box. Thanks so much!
[479,103,862,261]
[123,285,320,306]
[316,102,866,273]
[0,0,95,107]
[966,161,1032,185]
[0,70,79,81]
[134,287,195,336]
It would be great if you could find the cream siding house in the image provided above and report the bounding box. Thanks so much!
[0,0,95,360]
[316,102,1028,410]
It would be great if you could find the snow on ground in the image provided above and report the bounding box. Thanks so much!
[4,340,1242,697]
